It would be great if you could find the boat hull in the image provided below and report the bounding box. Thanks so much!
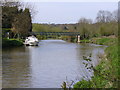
[24,41,39,46]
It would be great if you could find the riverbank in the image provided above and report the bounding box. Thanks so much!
[73,37,118,88]
[2,38,23,48]
[80,36,117,45]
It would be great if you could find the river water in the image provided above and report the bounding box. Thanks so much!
[2,39,106,88]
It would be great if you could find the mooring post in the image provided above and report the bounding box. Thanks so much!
[77,35,80,43]
[7,32,9,39]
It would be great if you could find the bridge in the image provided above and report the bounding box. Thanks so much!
[30,32,81,43]
[30,32,80,36]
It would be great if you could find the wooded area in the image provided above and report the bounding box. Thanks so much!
[2,0,32,38]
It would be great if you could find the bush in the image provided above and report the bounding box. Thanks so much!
[2,38,23,48]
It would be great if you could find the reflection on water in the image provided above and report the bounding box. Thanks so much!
[2,39,106,88]
[2,47,31,88]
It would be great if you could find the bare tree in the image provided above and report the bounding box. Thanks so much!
[1,0,21,7]
[96,10,105,23]
[78,17,92,24]
[112,10,118,22]
[105,11,113,22]
[96,10,115,23]
[21,2,37,22]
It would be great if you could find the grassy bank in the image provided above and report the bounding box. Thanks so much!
[80,36,117,45]
[73,37,119,88]
[2,38,23,48]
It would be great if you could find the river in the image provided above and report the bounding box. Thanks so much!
[2,39,106,88]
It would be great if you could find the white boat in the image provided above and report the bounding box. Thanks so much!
[24,35,39,46]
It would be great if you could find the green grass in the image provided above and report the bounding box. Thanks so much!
[73,37,118,88]
[80,39,90,43]
[90,37,117,46]
[80,37,117,45]
[2,38,23,48]
[2,28,11,31]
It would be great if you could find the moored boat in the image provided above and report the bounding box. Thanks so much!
[24,35,39,46]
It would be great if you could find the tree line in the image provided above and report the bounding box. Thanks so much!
[33,9,118,40]
[1,0,32,38]
[77,10,118,39]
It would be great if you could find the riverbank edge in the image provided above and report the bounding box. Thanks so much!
[73,37,119,88]
[2,38,23,48]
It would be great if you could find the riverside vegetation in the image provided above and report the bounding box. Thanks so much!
[60,37,118,89]
[73,37,119,88]
[2,0,32,48]
[2,38,23,48]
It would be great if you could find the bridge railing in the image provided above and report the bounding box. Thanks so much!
[30,32,80,36]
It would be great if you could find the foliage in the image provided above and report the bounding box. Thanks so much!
[2,6,18,28]
[60,36,76,43]
[2,0,32,38]
[73,37,118,88]
[91,37,117,45]
[73,79,93,88]
[2,38,23,48]
[79,39,90,43]
[12,8,32,37]
[32,23,64,32]
[36,35,47,40]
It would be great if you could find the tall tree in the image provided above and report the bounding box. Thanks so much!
[24,8,32,32]
[12,8,32,37]
[2,6,18,28]
[2,0,32,38]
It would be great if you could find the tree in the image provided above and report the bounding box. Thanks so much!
[12,8,32,38]
[1,0,21,7]
[96,10,113,23]
[1,0,22,28]
[2,0,32,38]
[77,18,93,39]
[2,6,18,28]
[24,8,32,32]
[78,17,92,24]
[112,10,118,22]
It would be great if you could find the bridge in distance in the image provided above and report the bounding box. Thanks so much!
[30,32,81,43]
[31,32,80,36]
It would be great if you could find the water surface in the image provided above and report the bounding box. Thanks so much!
[2,39,106,88]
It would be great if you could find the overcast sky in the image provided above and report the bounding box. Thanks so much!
[21,0,118,24]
